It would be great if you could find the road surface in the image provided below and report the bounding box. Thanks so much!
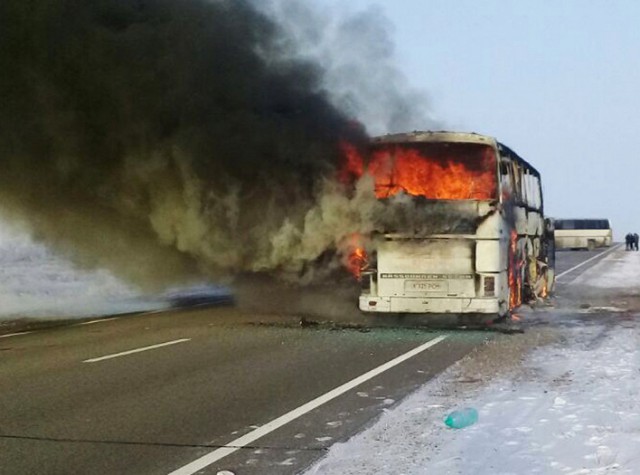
[0,248,615,475]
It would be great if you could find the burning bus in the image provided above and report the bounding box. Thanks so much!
[343,131,554,319]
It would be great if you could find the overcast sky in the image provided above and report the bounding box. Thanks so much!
[317,0,640,238]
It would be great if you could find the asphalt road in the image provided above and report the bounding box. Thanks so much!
[0,310,487,475]
[0,247,616,475]
[554,244,622,284]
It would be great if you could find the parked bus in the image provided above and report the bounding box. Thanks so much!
[349,131,554,320]
[553,219,612,250]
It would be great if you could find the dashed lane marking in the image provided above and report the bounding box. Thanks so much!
[77,317,120,326]
[83,338,191,363]
[0,331,33,339]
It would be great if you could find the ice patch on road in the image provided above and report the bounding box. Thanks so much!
[581,306,627,313]
[315,436,333,442]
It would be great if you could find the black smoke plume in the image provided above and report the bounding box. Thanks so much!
[0,0,375,287]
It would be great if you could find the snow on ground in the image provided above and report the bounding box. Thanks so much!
[0,229,166,319]
[306,250,640,475]
[573,247,640,289]
[0,228,231,320]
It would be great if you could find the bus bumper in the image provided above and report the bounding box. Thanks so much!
[359,295,502,314]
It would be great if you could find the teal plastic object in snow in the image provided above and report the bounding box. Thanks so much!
[444,407,478,429]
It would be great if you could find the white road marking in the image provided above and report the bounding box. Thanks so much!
[167,335,448,475]
[0,331,33,339]
[78,317,120,326]
[83,338,191,363]
[555,244,622,283]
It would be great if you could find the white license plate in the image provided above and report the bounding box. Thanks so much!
[405,280,448,292]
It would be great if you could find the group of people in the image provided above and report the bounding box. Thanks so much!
[625,233,639,250]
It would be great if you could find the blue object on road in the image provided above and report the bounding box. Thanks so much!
[163,284,234,309]
[444,407,478,429]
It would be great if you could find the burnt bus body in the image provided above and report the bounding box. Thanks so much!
[358,131,554,319]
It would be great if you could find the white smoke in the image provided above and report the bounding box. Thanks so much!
[255,0,439,135]
[257,174,381,282]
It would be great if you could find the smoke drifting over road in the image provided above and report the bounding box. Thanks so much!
[0,0,431,288]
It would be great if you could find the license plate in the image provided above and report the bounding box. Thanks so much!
[405,280,448,292]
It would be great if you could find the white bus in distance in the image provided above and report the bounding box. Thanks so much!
[553,219,612,250]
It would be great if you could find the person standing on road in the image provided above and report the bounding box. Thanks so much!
[634,233,639,251]
[625,233,633,250]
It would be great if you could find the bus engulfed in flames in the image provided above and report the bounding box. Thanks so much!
[339,131,554,320]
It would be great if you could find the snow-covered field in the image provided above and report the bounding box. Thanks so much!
[0,229,166,319]
[0,227,232,320]
[307,249,640,475]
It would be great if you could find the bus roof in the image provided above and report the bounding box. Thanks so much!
[554,218,611,222]
[371,131,497,146]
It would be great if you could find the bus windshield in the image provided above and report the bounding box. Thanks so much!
[368,142,498,200]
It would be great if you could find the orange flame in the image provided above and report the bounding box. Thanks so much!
[339,142,364,185]
[344,233,368,279]
[508,229,522,310]
[340,141,497,200]
[540,279,548,299]
[348,247,368,279]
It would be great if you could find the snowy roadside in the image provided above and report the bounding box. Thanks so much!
[571,248,640,289]
[0,230,230,322]
[560,249,640,314]
[306,249,640,475]
[0,232,164,320]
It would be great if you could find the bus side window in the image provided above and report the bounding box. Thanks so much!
[528,174,541,210]
[523,172,532,207]
[499,158,514,201]
[512,162,524,204]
